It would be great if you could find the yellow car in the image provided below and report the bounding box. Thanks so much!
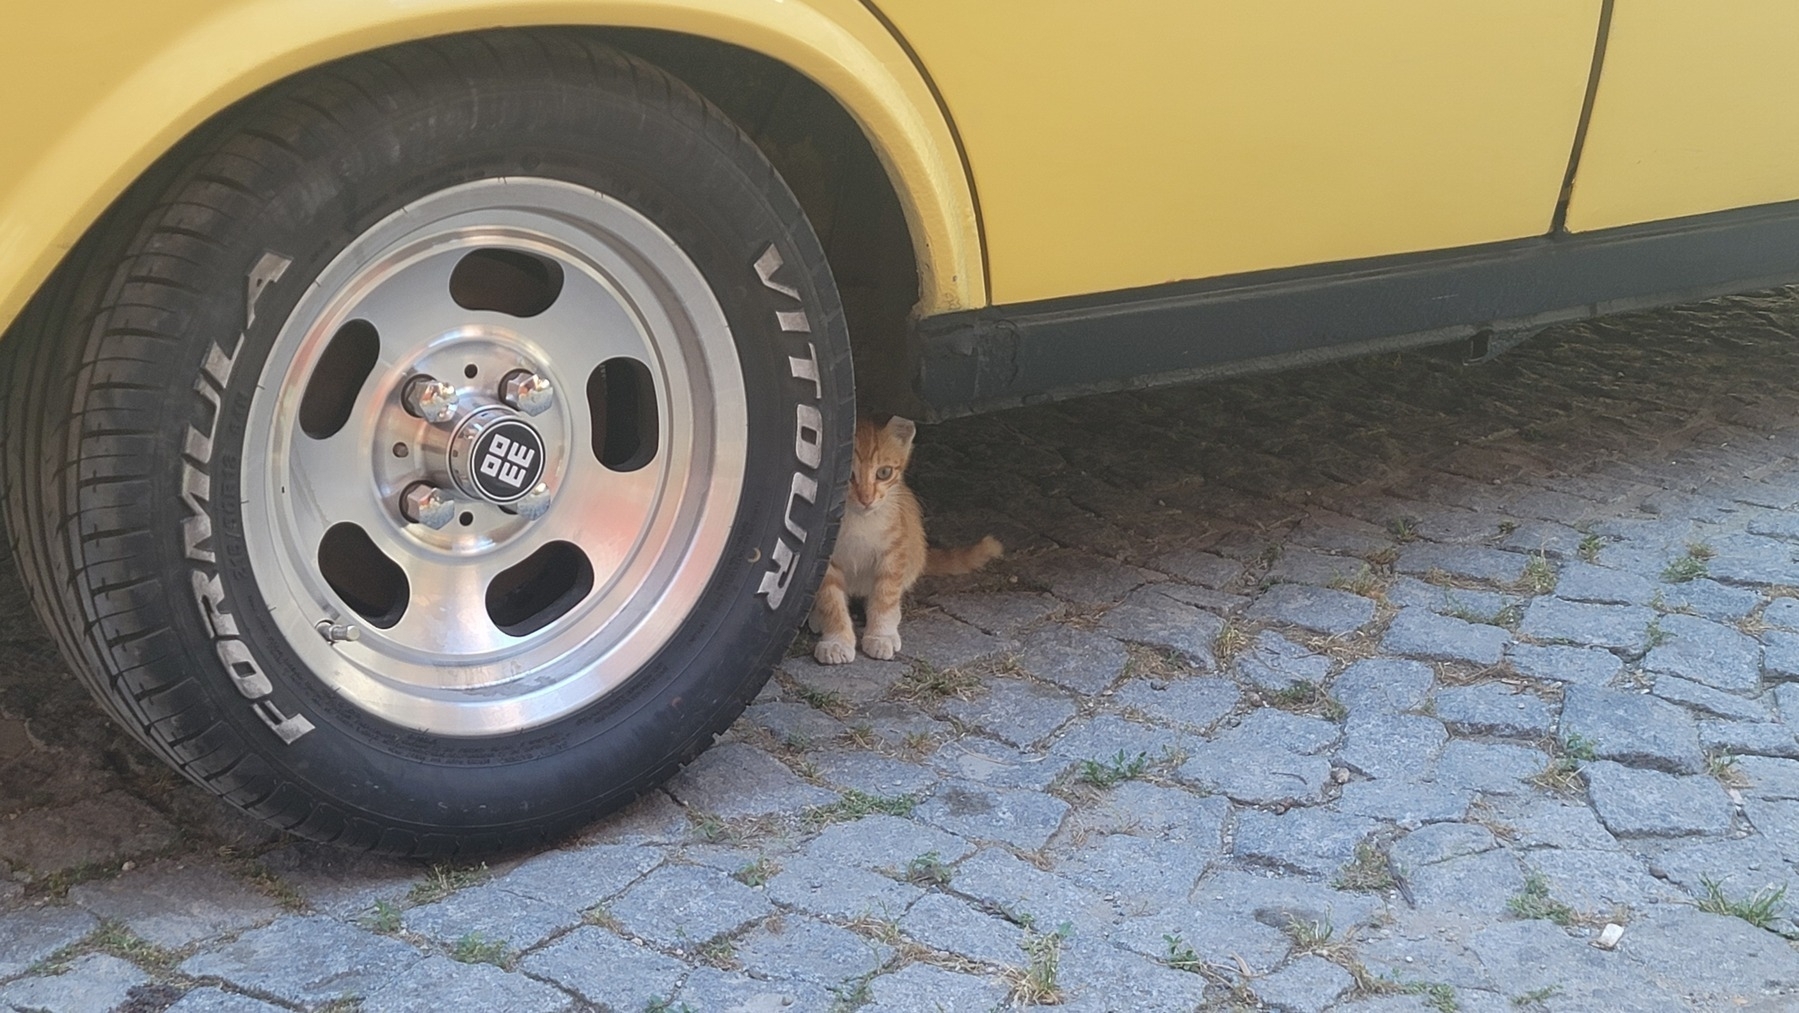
[4,2,1796,854]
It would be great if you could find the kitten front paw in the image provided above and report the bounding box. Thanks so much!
[861,631,901,660]
[806,609,825,635]
[814,636,856,665]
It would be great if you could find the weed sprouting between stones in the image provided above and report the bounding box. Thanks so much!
[1334,843,1398,892]
[1662,542,1716,584]
[449,931,510,968]
[1697,877,1788,930]
[1328,564,1391,601]
[1512,984,1563,1010]
[1076,749,1149,789]
[795,684,852,718]
[1210,624,1252,668]
[1706,751,1751,789]
[904,851,954,887]
[1124,642,1190,681]
[732,857,778,887]
[1163,933,1204,973]
[1008,921,1073,1006]
[1387,516,1420,542]
[1530,733,1596,795]
[1577,532,1605,563]
[644,996,697,1013]
[892,660,984,703]
[805,789,918,826]
[1282,913,1335,953]
[1507,872,1576,926]
[1268,680,1348,721]
[365,900,402,934]
[406,862,488,906]
[1519,553,1557,596]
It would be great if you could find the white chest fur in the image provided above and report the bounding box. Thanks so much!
[831,502,892,597]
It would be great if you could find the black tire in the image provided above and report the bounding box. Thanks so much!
[0,30,853,856]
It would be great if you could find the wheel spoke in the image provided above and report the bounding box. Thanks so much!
[287,427,392,541]
[527,269,659,376]
[539,457,663,583]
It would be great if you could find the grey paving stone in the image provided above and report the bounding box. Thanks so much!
[930,736,1063,791]
[914,781,1069,851]
[360,955,574,1013]
[665,741,838,820]
[1396,543,1532,585]
[1099,585,1225,669]
[1734,754,1799,799]
[1430,740,1550,796]
[1700,719,1799,760]
[1385,576,1514,624]
[1335,780,1472,826]
[1051,831,1213,916]
[1050,938,1212,1013]
[1504,642,1623,686]
[1779,682,1799,724]
[254,845,418,920]
[1521,846,1683,913]
[1381,608,1508,666]
[1233,809,1380,877]
[1111,675,1241,732]
[0,880,18,909]
[0,793,177,876]
[1289,512,1394,555]
[1331,658,1436,714]
[901,612,1013,671]
[1216,707,1342,755]
[1553,561,1656,605]
[163,988,287,1013]
[0,905,98,979]
[1468,918,1687,1013]
[1620,903,1799,999]
[1404,849,1524,915]
[808,749,940,797]
[782,654,910,705]
[1745,799,1799,842]
[1199,868,1385,935]
[491,842,663,908]
[765,854,921,920]
[1335,713,1447,781]
[856,702,953,753]
[1643,834,1796,908]
[1658,578,1762,621]
[1389,823,1498,872]
[1071,783,1231,843]
[1430,684,1553,738]
[898,891,1026,967]
[1560,686,1705,774]
[1178,743,1331,805]
[1584,761,1733,838]
[177,916,422,1006]
[1519,598,1655,655]
[1113,906,1290,977]
[608,864,772,948]
[745,700,848,745]
[951,847,1115,934]
[402,882,578,951]
[1765,596,1799,631]
[1704,532,1799,587]
[1245,582,1377,636]
[1652,674,1769,721]
[1641,613,1763,693]
[1502,519,1588,561]
[1018,549,1160,605]
[931,591,1061,636]
[1254,954,1353,1013]
[1154,548,1248,588]
[1018,626,1131,694]
[674,967,833,1012]
[804,813,976,872]
[862,962,1008,1013]
[572,790,693,848]
[520,926,686,1011]
[0,953,145,1013]
[1355,913,1496,996]
[1049,714,1192,768]
[1265,548,1367,587]
[733,916,892,987]
[65,860,280,949]
[942,676,1076,747]
[1153,581,1251,614]
[1494,795,1622,851]
[1764,630,1799,682]
[1231,631,1332,693]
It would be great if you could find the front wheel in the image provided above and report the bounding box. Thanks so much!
[0,31,852,856]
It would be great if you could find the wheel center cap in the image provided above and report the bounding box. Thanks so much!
[448,408,548,504]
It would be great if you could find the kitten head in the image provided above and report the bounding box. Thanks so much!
[848,415,915,510]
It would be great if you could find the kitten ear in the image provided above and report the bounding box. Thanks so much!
[885,416,917,447]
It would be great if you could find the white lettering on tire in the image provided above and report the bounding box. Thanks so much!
[752,244,824,610]
[182,251,316,744]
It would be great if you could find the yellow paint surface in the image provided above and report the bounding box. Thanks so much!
[0,0,982,333]
[1565,2,1799,232]
[874,1,1602,305]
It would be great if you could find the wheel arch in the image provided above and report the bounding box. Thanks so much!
[0,1,984,357]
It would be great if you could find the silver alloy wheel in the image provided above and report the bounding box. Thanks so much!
[241,177,747,736]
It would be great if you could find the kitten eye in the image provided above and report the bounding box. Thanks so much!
[876,466,894,480]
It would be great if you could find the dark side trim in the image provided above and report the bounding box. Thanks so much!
[914,197,1799,419]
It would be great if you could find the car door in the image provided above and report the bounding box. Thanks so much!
[869,1,1604,306]
[1562,2,1799,232]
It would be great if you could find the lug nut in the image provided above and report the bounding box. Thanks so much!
[400,483,457,529]
[505,482,553,520]
[315,620,362,644]
[402,375,458,423]
[500,369,554,416]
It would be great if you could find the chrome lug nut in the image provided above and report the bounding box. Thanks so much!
[402,375,458,423]
[505,482,553,520]
[499,369,554,416]
[400,482,457,529]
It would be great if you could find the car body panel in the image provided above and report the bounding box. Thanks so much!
[0,0,983,335]
[869,0,1603,306]
[1566,1,1799,232]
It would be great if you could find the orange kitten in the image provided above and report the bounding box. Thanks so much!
[810,416,1003,664]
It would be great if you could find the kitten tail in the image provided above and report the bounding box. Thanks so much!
[923,535,1004,576]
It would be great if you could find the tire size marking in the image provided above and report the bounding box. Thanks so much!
[753,244,823,611]
[181,251,316,745]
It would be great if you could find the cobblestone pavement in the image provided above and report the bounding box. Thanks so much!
[14,292,1799,1011]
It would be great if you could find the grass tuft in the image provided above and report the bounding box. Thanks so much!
[1697,877,1787,929]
